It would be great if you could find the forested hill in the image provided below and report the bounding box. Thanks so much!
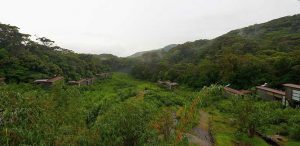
[0,23,122,83]
[131,14,300,89]
[128,44,178,58]
[1,14,299,88]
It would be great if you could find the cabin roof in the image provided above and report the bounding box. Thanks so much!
[69,78,87,83]
[47,76,64,83]
[96,72,110,75]
[169,83,178,86]
[256,86,285,95]
[240,90,252,94]
[158,80,178,86]
[283,84,300,90]
[224,87,244,95]
[34,79,48,83]
[68,81,77,83]
[77,79,87,83]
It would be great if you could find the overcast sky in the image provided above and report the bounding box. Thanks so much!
[0,0,300,56]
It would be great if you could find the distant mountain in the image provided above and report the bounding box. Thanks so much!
[128,44,177,58]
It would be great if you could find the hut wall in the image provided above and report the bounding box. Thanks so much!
[257,89,274,101]
[223,91,239,97]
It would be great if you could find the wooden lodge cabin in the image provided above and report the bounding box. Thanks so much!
[0,77,5,85]
[96,73,112,80]
[34,76,64,86]
[256,86,287,106]
[157,80,179,90]
[283,84,300,107]
[68,78,96,86]
[223,86,251,97]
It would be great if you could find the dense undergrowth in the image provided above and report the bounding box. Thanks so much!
[1,73,300,146]
[0,73,203,145]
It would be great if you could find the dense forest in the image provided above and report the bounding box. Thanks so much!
[0,23,125,82]
[0,14,300,146]
[130,14,300,89]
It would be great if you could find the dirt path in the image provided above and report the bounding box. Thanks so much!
[187,110,214,146]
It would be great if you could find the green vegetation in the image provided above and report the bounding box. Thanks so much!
[0,73,203,145]
[200,85,300,146]
[130,14,300,89]
[0,14,300,145]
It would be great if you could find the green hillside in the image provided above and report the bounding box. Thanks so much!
[131,14,300,89]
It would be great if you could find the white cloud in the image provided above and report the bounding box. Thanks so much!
[0,0,299,56]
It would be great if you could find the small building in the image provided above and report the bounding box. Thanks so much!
[34,76,64,86]
[68,77,96,86]
[68,79,88,86]
[0,77,5,85]
[157,80,179,90]
[283,84,300,107]
[86,77,96,85]
[87,77,96,85]
[96,73,112,80]
[223,87,251,97]
[256,86,287,106]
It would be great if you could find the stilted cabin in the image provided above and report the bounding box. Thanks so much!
[157,80,179,90]
[34,76,64,86]
[283,84,300,107]
[88,77,96,84]
[256,86,287,106]
[68,78,96,86]
[223,87,251,97]
[0,77,5,85]
[68,79,88,86]
[96,73,112,80]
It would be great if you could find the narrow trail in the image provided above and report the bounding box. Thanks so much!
[187,110,214,146]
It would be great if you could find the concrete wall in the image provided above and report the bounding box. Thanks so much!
[285,87,300,107]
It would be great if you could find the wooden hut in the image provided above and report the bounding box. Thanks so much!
[68,79,88,86]
[256,86,287,106]
[34,76,64,86]
[96,73,112,80]
[87,77,96,85]
[68,77,96,86]
[157,80,178,90]
[283,84,300,107]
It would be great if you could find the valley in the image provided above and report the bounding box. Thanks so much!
[0,14,300,146]
[1,73,299,145]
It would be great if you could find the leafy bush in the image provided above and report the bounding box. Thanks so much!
[94,99,157,146]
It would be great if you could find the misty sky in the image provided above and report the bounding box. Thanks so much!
[1,0,300,57]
